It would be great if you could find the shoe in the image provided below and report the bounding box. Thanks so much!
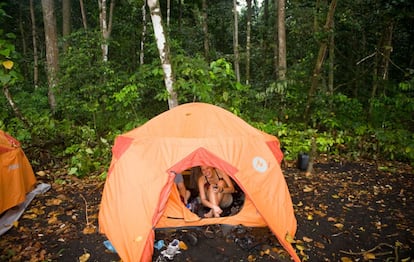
[161,239,181,260]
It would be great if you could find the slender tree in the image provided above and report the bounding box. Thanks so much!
[277,0,286,80]
[369,21,394,117]
[98,0,114,62]
[246,0,252,85]
[202,0,209,61]
[29,0,39,88]
[62,0,71,52]
[140,1,147,65]
[233,0,240,82]
[147,0,178,109]
[41,0,59,113]
[79,0,88,30]
[304,0,337,121]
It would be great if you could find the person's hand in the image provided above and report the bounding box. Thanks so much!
[212,205,222,215]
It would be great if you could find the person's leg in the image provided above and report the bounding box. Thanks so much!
[206,185,222,217]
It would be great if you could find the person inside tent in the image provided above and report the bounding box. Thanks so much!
[197,166,235,218]
[175,173,191,205]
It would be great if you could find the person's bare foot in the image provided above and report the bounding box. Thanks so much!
[204,209,213,218]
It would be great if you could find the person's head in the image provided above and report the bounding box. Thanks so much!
[201,166,214,177]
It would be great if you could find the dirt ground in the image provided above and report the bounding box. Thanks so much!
[0,159,413,262]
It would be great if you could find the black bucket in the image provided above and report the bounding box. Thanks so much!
[297,153,309,171]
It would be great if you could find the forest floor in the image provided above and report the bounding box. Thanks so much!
[0,158,413,262]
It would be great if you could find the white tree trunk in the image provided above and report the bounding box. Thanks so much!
[98,0,114,62]
[147,0,178,109]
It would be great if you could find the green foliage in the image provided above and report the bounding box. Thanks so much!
[63,126,112,178]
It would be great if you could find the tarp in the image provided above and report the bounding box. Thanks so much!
[99,102,300,262]
[0,130,37,215]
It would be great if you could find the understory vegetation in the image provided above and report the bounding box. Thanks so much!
[1,1,413,177]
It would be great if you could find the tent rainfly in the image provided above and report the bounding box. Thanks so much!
[0,130,36,214]
[99,102,300,262]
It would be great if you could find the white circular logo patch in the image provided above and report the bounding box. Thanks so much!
[252,156,268,173]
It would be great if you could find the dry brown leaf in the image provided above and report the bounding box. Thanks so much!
[303,185,314,192]
[327,217,337,222]
[46,198,63,206]
[303,236,313,242]
[179,241,188,250]
[285,233,296,243]
[48,215,59,224]
[314,241,325,249]
[36,170,46,177]
[334,223,344,230]
[295,244,305,251]
[363,252,376,260]
[340,257,353,262]
[79,252,90,262]
[82,225,96,234]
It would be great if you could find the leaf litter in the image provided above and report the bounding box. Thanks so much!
[0,159,412,261]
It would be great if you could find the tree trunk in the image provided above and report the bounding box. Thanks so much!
[147,0,178,109]
[41,0,59,113]
[29,0,39,88]
[98,0,114,62]
[245,0,252,85]
[273,0,278,80]
[202,0,209,62]
[304,0,337,121]
[79,0,88,30]
[18,2,27,78]
[328,21,334,98]
[62,0,71,52]
[140,1,147,65]
[167,0,170,27]
[277,0,286,81]
[3,86,31,128]
[369,21,393,117]
[233,0,240,82]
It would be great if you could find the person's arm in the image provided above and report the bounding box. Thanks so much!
[177,181,188,204]
[217,170,235,194]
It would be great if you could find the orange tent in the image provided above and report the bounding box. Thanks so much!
[0,130,36,214]
[99,102,300,262]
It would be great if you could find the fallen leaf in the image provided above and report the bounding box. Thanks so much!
[303,185,314,192]
[340,257,353,262]
[363,252,376,260]
[36,170,46,177]
[285,233,296,243]
[334,223,344,230]
[178,241,187,250]
[13,221,19,228]
[302,236,313,242]
[314,241,325,249]
[327,217,337,222]
[46,198,63,206]
[296,244,305,251]
[82,225,96,234]
[78,253,90,262]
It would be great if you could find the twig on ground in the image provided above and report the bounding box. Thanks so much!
[80,194,90,226]
[340,242,394,255]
